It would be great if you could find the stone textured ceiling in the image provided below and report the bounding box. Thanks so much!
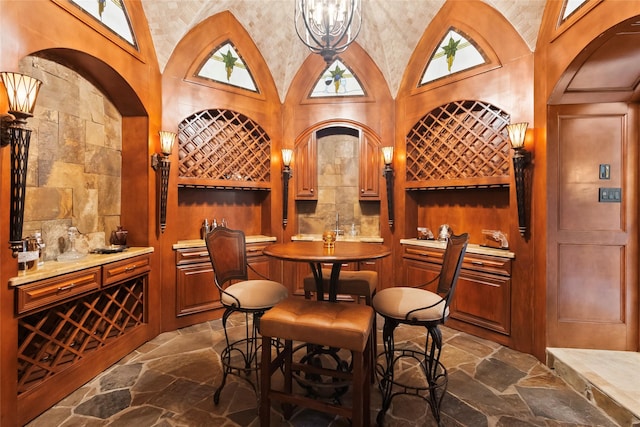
[140,0,546,101]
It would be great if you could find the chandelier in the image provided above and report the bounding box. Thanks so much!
[295,0,362,65]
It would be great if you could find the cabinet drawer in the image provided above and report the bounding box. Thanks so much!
[176,248,210,265]
[403,246,444,263]
[461,253,511,276]
[246,242,270,258]
[102,254,151,287]
[17,267,101,314]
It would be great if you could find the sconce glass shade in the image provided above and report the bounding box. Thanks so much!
[295,0,362,64]
[281,148,293,167]
[0,72,42,119]
[159,131,176,155]
[507,122,528,149]
[382,146,394,166]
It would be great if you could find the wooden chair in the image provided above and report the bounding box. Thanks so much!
[372,233,468,425]
[260,297,374,426]
[205,227,288,404]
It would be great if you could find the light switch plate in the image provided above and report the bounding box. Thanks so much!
[598,187,621,202]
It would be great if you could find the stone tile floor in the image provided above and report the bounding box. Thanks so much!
[27,315,620,427]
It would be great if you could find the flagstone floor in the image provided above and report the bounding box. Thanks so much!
[26,315,622,427]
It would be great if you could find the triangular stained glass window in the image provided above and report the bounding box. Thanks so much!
[196,42,258,93]
[420,28,486,86]
[69,0,137,48]
[310,59,365,98]
[560,0,589,21]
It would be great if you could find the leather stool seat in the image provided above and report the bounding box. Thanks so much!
[260,298,373,426]
[303,269,378,382]
[302,269,377,302]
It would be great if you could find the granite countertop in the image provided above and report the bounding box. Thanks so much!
[172,235,277,250]
[291,234,384,243]
[9,247,155,287]
[400,238,515,259]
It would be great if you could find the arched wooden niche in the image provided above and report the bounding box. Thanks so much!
[291,121,384,236]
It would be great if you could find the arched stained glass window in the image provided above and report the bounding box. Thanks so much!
[420,28,486,86]
[69,0,137,48]
[310,59,365,98]
[196,41,258,93]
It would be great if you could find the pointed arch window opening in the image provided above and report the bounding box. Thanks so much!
[309,58,366,98]
[560,0,589,22]
[195,41,259,93]
[68,0,137,48]
[419,28,487,86]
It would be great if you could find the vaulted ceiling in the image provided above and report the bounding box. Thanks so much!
[140,0,546,101]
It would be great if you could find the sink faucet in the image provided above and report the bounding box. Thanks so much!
[334,213,344,235]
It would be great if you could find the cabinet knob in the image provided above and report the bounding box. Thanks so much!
[310,188,314,193]
[361,189,364,193]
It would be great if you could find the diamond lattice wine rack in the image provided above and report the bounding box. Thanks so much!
[17,278,145,394]
[178,109,271,189]
[405,100,511,190]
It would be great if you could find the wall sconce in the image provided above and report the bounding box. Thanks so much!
[506,122,530,237]
[281,148,293,227]
[1,72,43,257]
[151,131,176,234]
[382,146,394,227]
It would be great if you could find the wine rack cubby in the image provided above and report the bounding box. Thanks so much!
[406,100,512,189]
[178,108,271,189]
[17,276,145,394]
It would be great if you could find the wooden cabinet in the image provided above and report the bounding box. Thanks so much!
[15,251,151,425]
[359,133,381,200]
[402,244,512,337]
[175,247,219,317]
[174,241,273,317]
[294,133,318,199]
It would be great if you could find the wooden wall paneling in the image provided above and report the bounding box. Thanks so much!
[160,11,282,332]
[282,42,395,289]
[1,1,163,423]
[395,0,535,354]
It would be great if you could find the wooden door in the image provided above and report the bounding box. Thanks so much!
[547,103,638,350]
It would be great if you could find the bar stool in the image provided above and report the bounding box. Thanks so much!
[372,233,468,425]
[259,297,374,427]
[205,227,288,404]
[303,269,378,379]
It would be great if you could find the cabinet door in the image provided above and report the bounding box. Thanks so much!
[359,133,380,200]
[451,270,511,336]
[294,133,317,200]
[175,262,220,317]
[402,258,441,292]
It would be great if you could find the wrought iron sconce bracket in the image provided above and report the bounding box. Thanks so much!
[383,164,394,227]
[282,165,292,227]
[381,146,395,227]
[507,122,531,237]
[1,72,43,257]
[152,131,176,234]
[151,153,171,234]
[281,148,293,227]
